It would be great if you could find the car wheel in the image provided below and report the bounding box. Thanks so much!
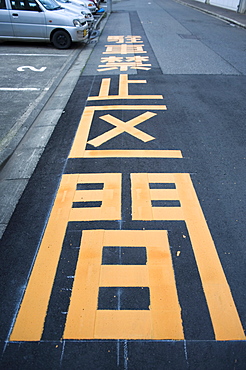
[52,30,72,49]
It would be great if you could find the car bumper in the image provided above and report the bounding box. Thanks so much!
[87,5,97,13]
[67,23,89,42]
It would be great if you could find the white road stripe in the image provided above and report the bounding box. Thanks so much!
[0,88,40,91]
[0,53,67,57]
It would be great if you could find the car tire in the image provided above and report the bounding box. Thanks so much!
[52,30,72,49]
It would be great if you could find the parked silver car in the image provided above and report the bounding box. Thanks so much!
[57,0,94,28]
[0,0,89,48]
[71,0,97,14]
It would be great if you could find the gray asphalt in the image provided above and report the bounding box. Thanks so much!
[0,0,246,368]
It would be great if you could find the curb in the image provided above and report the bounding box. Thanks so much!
[0,11,109,170]
[0,12,110,239]
[174,0,246,29]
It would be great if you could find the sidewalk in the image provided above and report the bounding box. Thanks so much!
[175,0,246,28]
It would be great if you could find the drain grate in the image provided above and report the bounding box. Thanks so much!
[178,34,199,39]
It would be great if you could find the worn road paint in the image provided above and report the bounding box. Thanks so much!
[83,150,182,158]
[10,175,76,341]
[63,230,184,340]
[68,105,167,158]
[9,33,246,341]
[87,112,156,147]
[98,36,151,72]
[88,75,163,100]
[103,44,147,54]
[10,173,121,341]
[131,173,245,340]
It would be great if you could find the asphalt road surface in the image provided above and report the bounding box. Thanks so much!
[0,0,246,368]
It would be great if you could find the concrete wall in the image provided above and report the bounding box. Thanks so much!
[238,0,246,12]
[194,0,245,12]
[209,0,239,11]
[196,0,246,13]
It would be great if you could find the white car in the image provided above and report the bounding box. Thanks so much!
[57,0,94,28]
[71,0,97,14]
[0,0,89,48]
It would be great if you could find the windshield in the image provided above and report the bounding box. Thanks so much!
[39,0,61,10]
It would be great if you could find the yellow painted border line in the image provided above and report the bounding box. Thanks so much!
[83,150,183,158]
[87,105,167,110]
[88,95,164,100]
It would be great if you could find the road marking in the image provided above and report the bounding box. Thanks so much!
[17,66,47,72]
[131,173,246,340]
[10,171,246,341]
[98,37,151,71]
[9,56,246,343]
[83,150,182,158]
[69,173,121,221]
[10,173,121,341]
[107,36,143,43]
[71,75,180,158]
[87,112,156,147]
[103,44,147,54]
[88,75,162,100]
[63,230,184,340]
[0,88,40,91]
[68,105,167,158]
[98,56,151,72]
[0,53,67,57]
[10,174,76,341]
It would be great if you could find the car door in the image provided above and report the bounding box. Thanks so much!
[0,0,14,36]
[10,0,46,38]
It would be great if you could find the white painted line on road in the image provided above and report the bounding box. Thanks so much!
[0,88,40,91]
[0,53,67,57]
